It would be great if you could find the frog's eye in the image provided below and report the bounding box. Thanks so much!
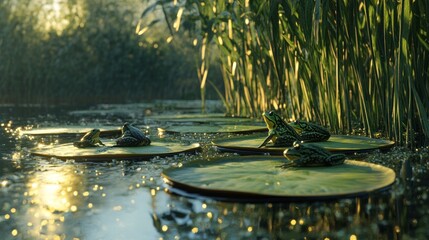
[293,141,301,148]
[268,111,274,116]
[293,141,304,148]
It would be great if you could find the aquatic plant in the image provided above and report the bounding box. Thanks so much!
[150,0,429,145]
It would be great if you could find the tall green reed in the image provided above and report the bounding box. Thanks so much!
[158,0,428,145]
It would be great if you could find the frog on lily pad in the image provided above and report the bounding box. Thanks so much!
[73,129,105,148]
[289,120,331,142]
[115,123,151,147]
[280,141,346,168]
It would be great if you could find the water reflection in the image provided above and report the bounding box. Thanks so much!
[23,162,87,239]
[152,195,401,239]
[2,105,429,239]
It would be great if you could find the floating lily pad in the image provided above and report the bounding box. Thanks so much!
[68,103,155,116]
[162,156,396,200]
[158,125,267,134]
[17,125,151,138]
[147,113,226,120]
[18,126,122,137]
[146,113,258,124]
[30,140,201,161]
[213,134,395,154]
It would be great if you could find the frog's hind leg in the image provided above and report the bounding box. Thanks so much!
[326,154,346,166]
[301,132,330,142]
[116,137,141,147]
[141,137,151,146]
[272,136,295,147]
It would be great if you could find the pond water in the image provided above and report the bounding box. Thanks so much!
[1,103,429,239]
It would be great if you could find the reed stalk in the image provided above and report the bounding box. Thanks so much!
[162,0,429,145]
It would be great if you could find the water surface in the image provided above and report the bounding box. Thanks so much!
[1,104,428,239]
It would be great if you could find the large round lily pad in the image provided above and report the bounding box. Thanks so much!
[213,134,395,154]
[158,125,267,134]
[30,140,200,161]
[162,156,396,200]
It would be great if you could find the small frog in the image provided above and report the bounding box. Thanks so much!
[73,129,105,148]
[289,120,330,142]
[115,123,151,147]
[280,142,346,168]
[258,111,302,148]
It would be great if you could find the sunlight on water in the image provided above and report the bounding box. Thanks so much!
[2,104,429,239]
[23,164,85,238]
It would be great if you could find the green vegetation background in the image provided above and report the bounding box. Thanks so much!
[0,0,222,105]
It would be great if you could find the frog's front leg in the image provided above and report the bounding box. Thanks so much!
[94,139,105,146]
[325,154,346,166]
[278,156,310,168]
[258,134,274,148]
[277,162,296,169]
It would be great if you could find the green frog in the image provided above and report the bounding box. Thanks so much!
[73,129,105,148]
[258,111,302,148]
[115,123,151,147]
[281,142,346,168]
[289,120,331,142]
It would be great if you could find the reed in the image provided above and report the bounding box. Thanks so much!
[163,0,428,145]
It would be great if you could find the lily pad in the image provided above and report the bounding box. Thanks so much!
[18,126,122,137]
[68,103,155,116]
[158,125,267,134]
[17,125,151,138]
[146,113,258,124]
[147,113,226,120]
[162,156,396,201]
[30,140,201,161]
[213,134,395,154]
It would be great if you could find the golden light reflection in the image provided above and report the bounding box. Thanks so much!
[162,225,168,232]
[24,164,86,238]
